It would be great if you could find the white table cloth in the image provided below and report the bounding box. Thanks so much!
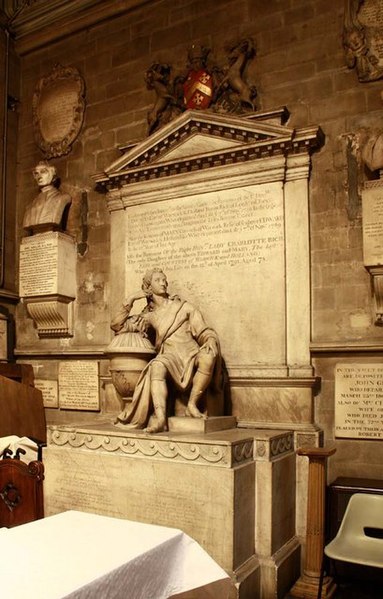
[0,510,230,599]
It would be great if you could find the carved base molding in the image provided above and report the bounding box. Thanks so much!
[289,574,336,599]
[24,294,74,338]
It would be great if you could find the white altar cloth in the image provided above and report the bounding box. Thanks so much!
[0,510,231,599]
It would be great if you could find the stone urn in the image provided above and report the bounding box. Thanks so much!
[106,331,155,422]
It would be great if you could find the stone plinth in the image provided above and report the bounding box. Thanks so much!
[231,378,319,431]
[43,422,299,598]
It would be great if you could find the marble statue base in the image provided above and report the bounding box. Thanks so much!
[44,422,300,598]
[168,415,237,433]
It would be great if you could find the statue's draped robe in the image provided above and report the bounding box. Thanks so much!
[111,297,224,427]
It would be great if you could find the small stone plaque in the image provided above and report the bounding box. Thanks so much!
[362,183,383,265]
[335,363,383,439]
[59,361,100,411]
[34,379,58,408]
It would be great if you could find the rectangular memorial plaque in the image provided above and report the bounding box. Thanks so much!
[20,234,59,296]
[34,379,58,408]
[59,361,100,411]
[19,231,76,297]
[362,183,383,266]
[335,363,383,439]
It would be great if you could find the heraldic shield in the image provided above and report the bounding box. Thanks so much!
[183,69,213,109]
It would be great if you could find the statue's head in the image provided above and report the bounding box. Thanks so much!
[32,161,58,188]
[344,27,365,53]
[142,268,168,297]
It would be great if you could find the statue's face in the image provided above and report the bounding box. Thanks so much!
[33,164,54,187]
[150,272,168,296]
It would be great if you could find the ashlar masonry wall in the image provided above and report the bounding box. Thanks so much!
[14,0,383,479]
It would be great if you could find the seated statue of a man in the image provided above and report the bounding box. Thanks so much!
[111,268,224,433]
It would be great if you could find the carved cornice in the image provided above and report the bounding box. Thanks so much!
[5,0,152,56]
[310,341,383,353]
[105,155,287,211]
[100,138,291,190]
[94,108,323,202]
[229,375,320,389]
[48,427,254,468]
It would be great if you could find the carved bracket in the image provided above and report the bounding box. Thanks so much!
[23,294,74,338]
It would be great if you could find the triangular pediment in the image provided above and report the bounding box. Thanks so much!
[93,108,323,189]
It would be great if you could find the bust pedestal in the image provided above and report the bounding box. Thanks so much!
[19,231,76,338]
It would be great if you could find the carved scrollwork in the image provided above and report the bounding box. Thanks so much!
[0,482,21,512]
[270,433,294,457]
[232,441,253,463]
[32,63,86,158]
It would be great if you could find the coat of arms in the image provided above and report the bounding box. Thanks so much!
[183,45,213,109]
[145,39,257,135]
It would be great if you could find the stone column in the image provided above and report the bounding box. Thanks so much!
[290,446,336,599]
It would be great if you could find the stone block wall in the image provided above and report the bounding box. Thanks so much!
[13,0,383,477]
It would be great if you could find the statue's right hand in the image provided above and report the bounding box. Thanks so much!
[124,290,147,306]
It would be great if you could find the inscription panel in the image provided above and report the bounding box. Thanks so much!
[44,446,247,570]
[19,235,59,296]
[362,185,383,265]
[125,183,286,366]
[335,363,383,439]
[59,361,99,410]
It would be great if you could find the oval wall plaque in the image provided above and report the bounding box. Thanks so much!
[32,63,86,158]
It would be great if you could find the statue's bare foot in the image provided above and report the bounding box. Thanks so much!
[144,420,167,434]
[186,402,207,419]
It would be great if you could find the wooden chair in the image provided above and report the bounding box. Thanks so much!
[0,455,44,527]
[0,363,46,527]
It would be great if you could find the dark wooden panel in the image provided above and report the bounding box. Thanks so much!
[0,459,44,527]
[0,375,46,444]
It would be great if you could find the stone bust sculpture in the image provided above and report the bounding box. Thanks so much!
[110,268,224,433]
[23,161,72,235]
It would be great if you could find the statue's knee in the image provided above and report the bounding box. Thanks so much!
[150,361,167,380]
